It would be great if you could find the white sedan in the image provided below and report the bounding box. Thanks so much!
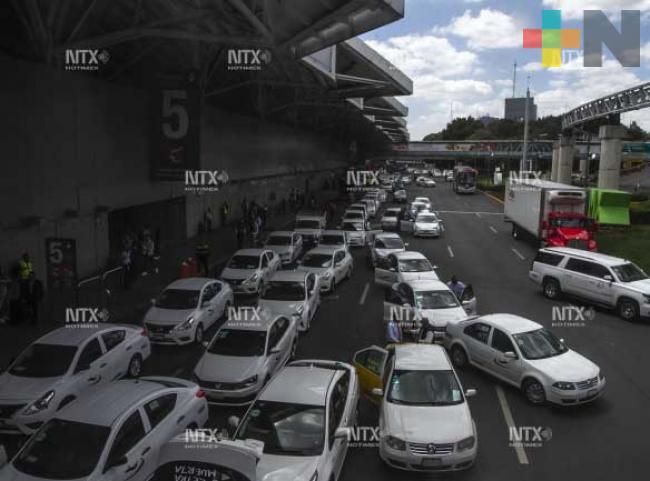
[374,251,439,287]
[413,197,432,210]
[369,232,407,266]
[0,377,208,481]
[192,311,297,405]
[416,177,436,187]
[297,246,353,293]
[402,211,444,238]
[264,231,303,265]
[380,208,403,231]
[444,314,605,405]
[144,278,233,345]
[318,230,349,250]
[230,360,360,481]
[258,270,320,331]
[353,344,477,472]
[0,324,151,435]
[221,249,281,295]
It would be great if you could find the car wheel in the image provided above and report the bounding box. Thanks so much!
[522,378,546,405]
[451,345,468,368]
[618,298,640,322]
[194,324,204,344]
[542,278,561,300]
[127,354,143,378]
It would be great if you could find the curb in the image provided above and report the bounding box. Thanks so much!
[479,190,505,205]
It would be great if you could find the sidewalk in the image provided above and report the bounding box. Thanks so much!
[0,190,345,363]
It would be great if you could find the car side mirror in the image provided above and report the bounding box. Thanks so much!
[104,455,128,473]
[202,341,209,348]
[150,298,156,306]
[404,243,409,247]
[334,427,351,440]
[504,351,517,360]
[228,415,240,429]
[465,389,477,398]
[603,275,613,282]
[270,347,281,354]
[371,387,384,397]
[0,445,7,468]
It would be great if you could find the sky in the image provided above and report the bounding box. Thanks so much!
[360,0,650,140]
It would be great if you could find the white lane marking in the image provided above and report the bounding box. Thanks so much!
[496,386,530,465]
[489,226,498,234]
[447,246,454,258]
[511,248,526,261]
[475,212,481,218]
[359,282,370,305]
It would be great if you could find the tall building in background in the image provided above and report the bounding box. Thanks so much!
[504,97,537,122]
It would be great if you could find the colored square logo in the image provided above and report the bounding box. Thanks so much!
[542,48,562,67]
[523,29,542,48]
[542,30,561,48]
[561,29,581,49]
[542,10,561,29]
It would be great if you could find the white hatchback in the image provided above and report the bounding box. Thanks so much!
[264,231,303,265]
[444,314,606,405]
[258,270,320,331]
[374,252,439,287]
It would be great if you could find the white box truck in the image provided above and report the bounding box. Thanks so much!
[504,178,597,251]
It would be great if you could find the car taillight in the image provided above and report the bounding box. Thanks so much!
[196,389,206,398]
[140,327,148,337]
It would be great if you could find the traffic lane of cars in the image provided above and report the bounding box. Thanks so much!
[409,183,650,479]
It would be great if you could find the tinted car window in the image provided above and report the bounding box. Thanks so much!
[534,251,564,266]
[102,330,126,352]
[464,323,491,344]
[564,258,592,274]
[108,411,146,464]
[76,338,103,371]
[144,393,177,429]
[491,329,516,353]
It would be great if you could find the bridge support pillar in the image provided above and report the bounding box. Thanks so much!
[598,124,625,190]
[557,134,575,184]
[551,141,560,181]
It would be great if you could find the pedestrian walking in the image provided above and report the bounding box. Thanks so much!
[120,245,132,288]
[18,252,33,301]
[221,201,230,227]
[141,235,156,276]
[28,274,44,325]
[204,207,214,232]
[236,220,246,249]
[196,239,210,276]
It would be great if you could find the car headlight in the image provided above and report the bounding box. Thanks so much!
[238,375,258,388]
[295,305,305,315]
[24,390,55,415]
[552,381,576,390]
[244,273,260,284]
[174,316,196,331]
[385,435,406,451]
[457,436,475,451]
[322,271,332,280]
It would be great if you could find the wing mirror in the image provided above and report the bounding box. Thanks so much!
[465,389,477,398]
[603,275,613,282]
[504,351,518,360]
[371,387,384,397]
[228,415,241,429]
[202,341,209,348]
[334,427,352,440]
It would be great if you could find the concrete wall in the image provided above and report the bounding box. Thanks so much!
[0,54,347,279]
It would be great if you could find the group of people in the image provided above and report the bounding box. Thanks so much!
[120,228,158,288]
[0,253,44,325]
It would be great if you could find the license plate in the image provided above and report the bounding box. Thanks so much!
[422,458,442,467]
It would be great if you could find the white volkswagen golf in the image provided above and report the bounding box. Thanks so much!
[0,324,150,435]
[192,311,297,406]
[0,377,208,481]
[229,360,360,481]
[353,344,477,472]
[257,270,320,331]
[444,314,606,405]
[144,278,233,345]
[221,249,281,295]
[298,246,353,293]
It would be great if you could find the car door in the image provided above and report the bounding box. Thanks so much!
[306,273,320,314]
[292,233,303,261]
[272,317,292,367]
[71,337,107,392]
[562,258,593,298]
[400,209,414,232]
[325,373,351,481]
[198,283,219,327]
[141,393,180,468]
[458,285,477,314]
[352,346,389,404]
[102,408,152,481]
[267,251,281,273]
[211,281,229,318]
[461,322,493,368]
[266,321,283,375]
[99,329,129,381]
[365,222,382,245]
[333,250,346,282]
[374,254,398,287]
[487,328,523,385]
[259,252,270,281]
[383,283,418,328]
[582,262,616,305]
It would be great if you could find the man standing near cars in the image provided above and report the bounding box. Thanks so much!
[448,275,466,299]
[386,318,403,344]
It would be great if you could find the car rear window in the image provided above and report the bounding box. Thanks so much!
[534,251,564,266]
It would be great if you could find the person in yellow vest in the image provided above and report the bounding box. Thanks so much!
[18,253,33,300]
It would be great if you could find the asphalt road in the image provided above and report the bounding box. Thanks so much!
[3,179,650,480]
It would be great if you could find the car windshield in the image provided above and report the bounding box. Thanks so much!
[344,212,363,219]
[399,259,433,273]
[611,263,648,283]
[417,215,438,223]
[262,281,305,301]
[375,238,404,249]
[513,328,568,360]
[208,329,267,357]
[266,236,291,246]
[296,220,320,229]
[155,288,200,309]
[387,370,463,406]
[414,290,460,309]
[236,400,325,456]
[9,344,77,378]
[342,221,364,231]
[228,255,260,270]
[302,254,333,268]
[319,234,344,245]
[13,419,110,479]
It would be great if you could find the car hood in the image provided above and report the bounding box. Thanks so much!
[418,307,468,328]
[626,278,650,294]
[222,267,256,280]
[259,454,320,481]
[529,349,599,382]
[375,248,404,257]
[399,271,439,282]
[194,354,264,383]
[258,300,304,316]
[383,402,473,444]
[0,373,62,403]
[144,307,196,325]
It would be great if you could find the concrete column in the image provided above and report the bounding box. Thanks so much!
[551,141,560,182]
[598,125,625,190]
[557,134,575,185]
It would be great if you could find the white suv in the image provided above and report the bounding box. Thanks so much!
[529,247,650,321]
